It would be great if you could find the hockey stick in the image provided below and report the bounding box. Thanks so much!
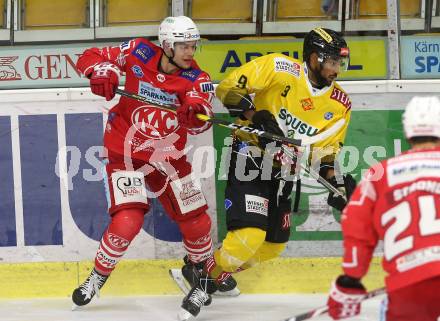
[281,147,345,199]
[231,93,346,198]
[116,88,346,198]
[115,88,344,147]
[281,287,386,321]
[115,88,300,145]
[169,269,189,295]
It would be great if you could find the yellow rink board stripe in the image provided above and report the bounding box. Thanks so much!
[0,257,385,299]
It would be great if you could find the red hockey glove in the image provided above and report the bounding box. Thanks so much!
[177,91,213,134]
[90,62,122,101]
[177,102,205,128]
[327,275,367,320]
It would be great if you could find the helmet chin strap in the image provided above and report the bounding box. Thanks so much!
[164,47,191,71]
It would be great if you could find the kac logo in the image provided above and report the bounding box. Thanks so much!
[131,106,179,138]
[108,233,130,248]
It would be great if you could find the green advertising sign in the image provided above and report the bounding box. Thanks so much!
[213,110,409,241]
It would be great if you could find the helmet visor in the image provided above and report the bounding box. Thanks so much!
[321,55,350,72]
[174,40,201,52]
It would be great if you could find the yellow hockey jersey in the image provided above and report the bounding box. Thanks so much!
[216,53,352,164]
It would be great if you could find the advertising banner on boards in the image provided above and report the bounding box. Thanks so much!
[0,93,406,262]
[401,36,440,79]
[0,38,388,89]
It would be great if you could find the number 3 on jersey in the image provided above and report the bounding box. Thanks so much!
[281,85,291,97]
[382,195,440,261]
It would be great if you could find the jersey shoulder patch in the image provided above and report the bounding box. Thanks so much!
[133,41,156,64]
[330,86,352,110]
[199,81,214,93]
[120,40,131,51]
[179,68,202,82]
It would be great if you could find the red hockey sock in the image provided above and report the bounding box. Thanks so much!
[205,256,232,284]
[95,208,144,275]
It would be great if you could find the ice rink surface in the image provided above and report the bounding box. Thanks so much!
[0,294,383,321]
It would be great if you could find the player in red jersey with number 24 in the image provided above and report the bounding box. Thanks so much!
[327,96,440,321]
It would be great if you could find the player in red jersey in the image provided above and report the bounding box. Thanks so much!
[327,96,440,321]
[71,16,236,307]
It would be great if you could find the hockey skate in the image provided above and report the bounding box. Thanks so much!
[178,284,211,321]
[179,263,213,306]
[171,256,240,297]
[71,268,109,309]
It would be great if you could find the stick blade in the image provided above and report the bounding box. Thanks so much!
[169,269,190,295]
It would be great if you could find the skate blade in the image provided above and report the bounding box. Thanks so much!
[71,303,81,311]
[213,287,241,297]
[169,269,190,295]
[177,308,196,321]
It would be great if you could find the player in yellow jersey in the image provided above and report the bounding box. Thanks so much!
[178,28,356,321]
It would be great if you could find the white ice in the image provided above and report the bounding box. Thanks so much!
[0,294,383,321]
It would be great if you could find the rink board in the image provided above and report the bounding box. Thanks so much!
[0,88,410,262]
[0,257,385,298]
[0,85,438,298]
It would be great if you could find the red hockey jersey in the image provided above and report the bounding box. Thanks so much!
[341,147,440,292]
[76,38,214,159]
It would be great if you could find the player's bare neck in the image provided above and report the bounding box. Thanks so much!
[306,61,323,89]
[160,55,179,74]
[309,76,320,88]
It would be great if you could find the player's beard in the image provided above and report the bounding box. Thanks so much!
[309,64,333,89]
[311,64,332,88]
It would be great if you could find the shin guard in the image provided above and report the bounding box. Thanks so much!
[179,212,213,264]
[95,208,144,275]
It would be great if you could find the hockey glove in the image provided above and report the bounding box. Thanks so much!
[177,91,213,134]
[327,275,367,320]
[223,94,255,117]
[251,110,285,150]
[327,174,356,211]
[90,62,121,101]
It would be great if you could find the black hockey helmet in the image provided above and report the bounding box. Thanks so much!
[303,27,349,70]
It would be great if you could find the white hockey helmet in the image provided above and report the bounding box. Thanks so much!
[402,96,440,139]
[158,16,200,49]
